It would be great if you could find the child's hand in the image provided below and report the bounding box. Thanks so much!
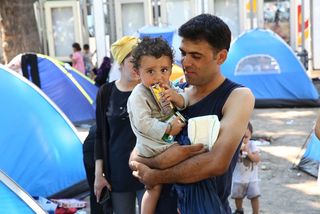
[242,143,249,153]
[161,84,185,108]
[169,116,185,136]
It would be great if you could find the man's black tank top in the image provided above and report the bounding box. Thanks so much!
[178,78,243,214]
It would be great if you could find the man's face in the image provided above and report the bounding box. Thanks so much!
[179,38,221,86]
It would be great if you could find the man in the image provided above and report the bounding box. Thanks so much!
[130,14,255,213]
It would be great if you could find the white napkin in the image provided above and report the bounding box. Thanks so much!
[188,115,220,150]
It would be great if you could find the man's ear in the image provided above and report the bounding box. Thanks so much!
[216,49,228,65]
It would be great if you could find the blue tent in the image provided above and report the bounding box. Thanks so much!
[0,65,86,197]
[20,53,98,124]
[221,28,320,107]
[298,133,320,178]
[0,170,47,214]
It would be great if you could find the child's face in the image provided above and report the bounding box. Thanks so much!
[136,55,172,87]
[242,128,252,144]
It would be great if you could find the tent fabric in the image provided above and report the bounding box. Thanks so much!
[19,53,98,124]
[0,170,46,214]
[221,28,320,108]
[138,25,176,46]
[298,133,320,178]
[0,64,86,197]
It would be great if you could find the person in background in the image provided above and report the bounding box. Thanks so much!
[71,42,85,74]
[270,8,288,43]
[94,36,144,214]
[231,122,260,214]
[93,56,112,87]
[83,44,94,77]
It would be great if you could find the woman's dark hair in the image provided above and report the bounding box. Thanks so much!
[72,42,81,51]
[178,14,231,52]
[131,37,174,70]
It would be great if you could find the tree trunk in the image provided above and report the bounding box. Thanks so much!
[0,0,42,64]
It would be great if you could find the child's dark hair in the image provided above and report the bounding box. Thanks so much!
[178,14,231,52]
[131,37,174,70]
[72,42,81,51]
[248,122,253,134]
[83,44,89,50]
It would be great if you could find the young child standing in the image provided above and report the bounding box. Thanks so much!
[83,44,94,76]
[127,37,188,214]
[71,42,85,74]
[231,122,261,214]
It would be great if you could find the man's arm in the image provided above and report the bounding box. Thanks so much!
[129,143,206,170]
[131,87,254,186]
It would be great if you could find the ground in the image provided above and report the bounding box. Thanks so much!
[231,108,320,214]
[78,108,320,214]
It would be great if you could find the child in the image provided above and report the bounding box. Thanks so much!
[127,37,188,214]
[83,44,94,76]
[231,122,261,214]
[71,42,85,74]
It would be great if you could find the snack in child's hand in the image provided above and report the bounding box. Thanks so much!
[150,83,174,115]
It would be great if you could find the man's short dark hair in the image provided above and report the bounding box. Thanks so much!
[178,14,231,52]
[131,37,174,70]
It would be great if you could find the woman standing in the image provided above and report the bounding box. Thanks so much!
[94,36,144,214]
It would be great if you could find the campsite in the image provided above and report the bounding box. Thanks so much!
[1,28,320,213]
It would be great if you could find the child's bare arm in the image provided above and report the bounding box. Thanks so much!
[243,143,260,163]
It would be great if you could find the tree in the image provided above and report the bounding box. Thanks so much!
[0,0,42,64]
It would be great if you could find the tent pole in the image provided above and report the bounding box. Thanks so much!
[250,0,254,29]
[292,128,313,169]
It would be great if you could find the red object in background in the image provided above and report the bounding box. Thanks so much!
[55,207,78,214]
[297,5,309,32]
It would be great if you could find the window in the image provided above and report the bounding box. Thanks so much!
[114,0,152,38]
[235,54,280,75]
[45,1,83,61]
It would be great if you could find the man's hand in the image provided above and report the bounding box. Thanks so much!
[130,161,158,188]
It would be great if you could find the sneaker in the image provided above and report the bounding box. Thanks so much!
[233,210,244,214]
